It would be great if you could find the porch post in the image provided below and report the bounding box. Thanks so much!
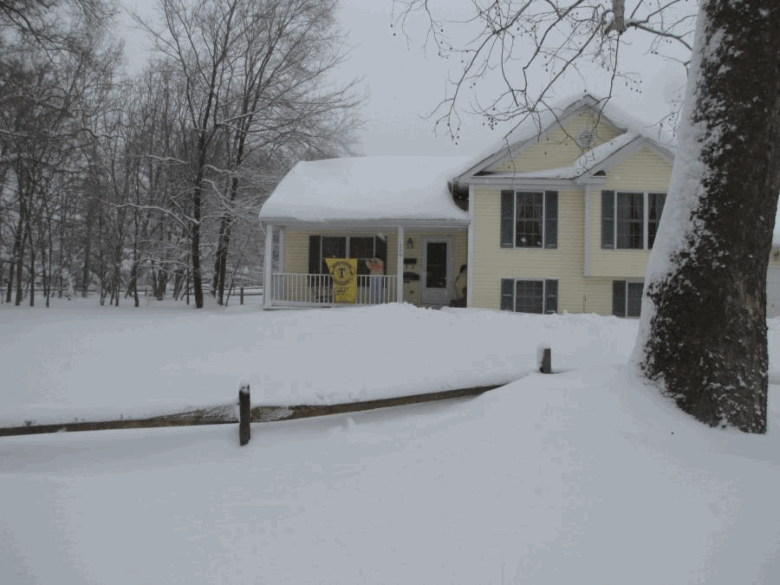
[467,185,475,308]
[263,222,274,309]
[584,185,592,277]
[396,225,404,303]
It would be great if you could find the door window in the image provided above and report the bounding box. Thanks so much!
[426,242,448,288]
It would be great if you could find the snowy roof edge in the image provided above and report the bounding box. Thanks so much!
[454,93,676,184]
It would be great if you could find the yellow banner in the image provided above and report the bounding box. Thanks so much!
[325,258,357,304]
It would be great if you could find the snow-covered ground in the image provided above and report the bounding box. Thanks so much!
[1,298,779,584]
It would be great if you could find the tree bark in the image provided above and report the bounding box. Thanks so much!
[213,214,232,305]
[81,202,93,297]
[635,0,780,433]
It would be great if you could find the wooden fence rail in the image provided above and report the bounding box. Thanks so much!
[0,382,507,442]
[0,350,554,444]
[0,405,237,437]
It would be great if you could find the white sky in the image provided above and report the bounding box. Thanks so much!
[117,0,688,157]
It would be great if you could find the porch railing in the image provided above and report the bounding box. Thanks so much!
[267,273,398,307]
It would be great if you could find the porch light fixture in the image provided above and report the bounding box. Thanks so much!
[406,237,414,249]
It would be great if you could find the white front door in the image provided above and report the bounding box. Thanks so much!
[421,238,452,307]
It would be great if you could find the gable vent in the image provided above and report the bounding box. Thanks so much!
[576,129,595,150]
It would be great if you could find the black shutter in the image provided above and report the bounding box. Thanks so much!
[500,278,514,311]
[545,279,558,314]
[308,235,321,274]
[545,191,558,249]
[500,190,514,248]
[612,280,626,317]
[601,190,615,249]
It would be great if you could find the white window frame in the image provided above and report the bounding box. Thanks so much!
[613,279,644,318]
[513,191,546,249]
[607,191,666,250]
[502,278,558,314]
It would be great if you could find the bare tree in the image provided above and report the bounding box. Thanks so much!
[1,24,120,305]
[394,0,694,139]
[123,64,194,303]
[135,0,360,308]
[396,0,779,433]
[209,0,360,304]
[0,0,120,305]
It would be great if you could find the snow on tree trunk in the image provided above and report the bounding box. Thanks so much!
[632,0,780,433]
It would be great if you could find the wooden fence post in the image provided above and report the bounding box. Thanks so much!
[540,348,552,374]
[239,384,251,446]
[240,287,244,305]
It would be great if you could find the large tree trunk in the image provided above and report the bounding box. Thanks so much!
[213,174,241,305]
[81,203,94,297]
[634,0,780,433]
[14,218,29,307]
[213,214,232,306]
[190,186,204,309]
[9,214,23,304]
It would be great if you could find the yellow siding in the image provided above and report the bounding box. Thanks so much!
[471,187,590,312]
[493,112,621,173]
[281,227,467,307]
[602,147,672,191]
[283,229,311,274]
[587,147,673,278]
[471,186,637,314]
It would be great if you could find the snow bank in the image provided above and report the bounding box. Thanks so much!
[1,300,779,584]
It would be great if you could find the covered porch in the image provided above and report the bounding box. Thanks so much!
[260,222,468,309]
[257,155,473,309]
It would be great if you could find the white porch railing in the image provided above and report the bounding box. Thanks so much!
[267,273,398,307]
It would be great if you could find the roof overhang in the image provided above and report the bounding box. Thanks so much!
[463,176,581,190]
[461,174,608,190]
[259,217,470,230]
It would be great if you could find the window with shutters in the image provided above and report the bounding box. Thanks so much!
[612,280,644,317]
[601,191,666,250]
[308,235,386,275]
[500,191,558,249]
[500,278,558,314]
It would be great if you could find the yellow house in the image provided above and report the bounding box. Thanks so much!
[458,94,675,316]
[259,94,780,317]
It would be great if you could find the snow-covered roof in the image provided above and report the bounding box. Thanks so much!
[456,94,675,183]
[468,132,648,182]
[259,156,472,225]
